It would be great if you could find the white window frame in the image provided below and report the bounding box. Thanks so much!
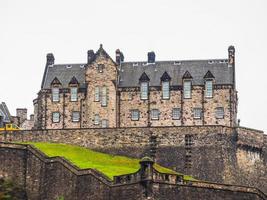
[205,80,213,98]
[95,87,100,102]
[52,112,60,123]
[101,87,107,106]
[140,82,148,100]
[172,108,181,120]
[183,80,191,99]
[52,88,59,102]
[193,108,202,119]
[215,107,224,119]
[131,110,140,121]
[94,114,100,125]
[151,109,159,120]
[101,119,108,128]
[72,111,80,122]
[162,81,170,99]
[70,87,78,102]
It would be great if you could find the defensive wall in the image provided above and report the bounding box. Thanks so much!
[0,125,266,194]
[0,143,266,200]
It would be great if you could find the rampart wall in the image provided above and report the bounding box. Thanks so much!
[0,125,266,194]
[0,143,266,200]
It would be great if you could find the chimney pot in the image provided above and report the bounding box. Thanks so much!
[46,53,55,65]
[116,49,124,65]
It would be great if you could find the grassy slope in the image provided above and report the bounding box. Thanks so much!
[22,142,195,181]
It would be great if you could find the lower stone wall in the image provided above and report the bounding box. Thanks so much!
[0,143,265,200]
[0,125,266,194]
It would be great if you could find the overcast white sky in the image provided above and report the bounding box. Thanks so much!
[0,0,267,132]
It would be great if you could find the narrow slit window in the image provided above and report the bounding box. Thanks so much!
[94,114,100,125]
[101,119,108,128]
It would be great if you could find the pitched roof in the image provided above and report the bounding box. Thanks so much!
[118,59,233,87]
[0,102,11,123]
[42,64,86,89]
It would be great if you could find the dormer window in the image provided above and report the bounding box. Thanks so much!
[183,81,191,99]
[182,71,192,99]
[205,80,213,98]
[70,87,78,101]
[52,88,59,102]
[141,82,148,100]
[204,71,215,98]
[161,71,171,100]
[162,81,170,99]
[139,72,150,100]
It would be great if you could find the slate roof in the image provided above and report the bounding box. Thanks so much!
[0,102,11,123]
[118,59,233,87]
[42,64,86,89]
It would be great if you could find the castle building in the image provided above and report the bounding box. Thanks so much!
[34,45,238,129]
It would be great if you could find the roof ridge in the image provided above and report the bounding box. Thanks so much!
[122,59,228,64]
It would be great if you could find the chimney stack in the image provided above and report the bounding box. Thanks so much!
[228,46,235,66]
[46,53,55,66]
[87,50,95,63]
[116,49,124,65]
[147,52,155,63]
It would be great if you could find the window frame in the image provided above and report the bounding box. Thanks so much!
[140,82,148,100]
[52,87,60,102]
[70,87,78,102]
[215,107,224,119]
[162,81,170,99]
[193,108,202,119]
[205,80,213,98]
[72,111,80,122]
[101,119,108,128]
[101,86,107,107]
[131,109,140,121]
[183,80,191,99]
[94,87,100,102]
[52,112,60,123]
[151,109,160,120]
[172,108,181,120]
[94,114,100,125]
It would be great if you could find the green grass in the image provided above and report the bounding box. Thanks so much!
[21,142,196,181]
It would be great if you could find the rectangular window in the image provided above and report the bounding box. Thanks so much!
[52,88,59,102]
[94,114,100,125]
[193,108,202,119]
[131,110,139,121]
[185,134,193,146]
[215,107,224,119]
[95,87,100,102]
[97,64,104,73]
[52,112,60,123]
[70,87,78,101]
[140,82,148,100]
[205,80,213,98]
[151,109,159,120]
[72,111,80,122]
[162,81,170,99]
[183,81,191,99]
[101,119,108,128]
[101,87,107,106]
[172,108,181,120]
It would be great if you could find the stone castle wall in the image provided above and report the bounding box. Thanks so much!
[0,143,265,200]
[0,125,266,194]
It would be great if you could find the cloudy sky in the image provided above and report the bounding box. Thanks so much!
[0,0,267,132]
